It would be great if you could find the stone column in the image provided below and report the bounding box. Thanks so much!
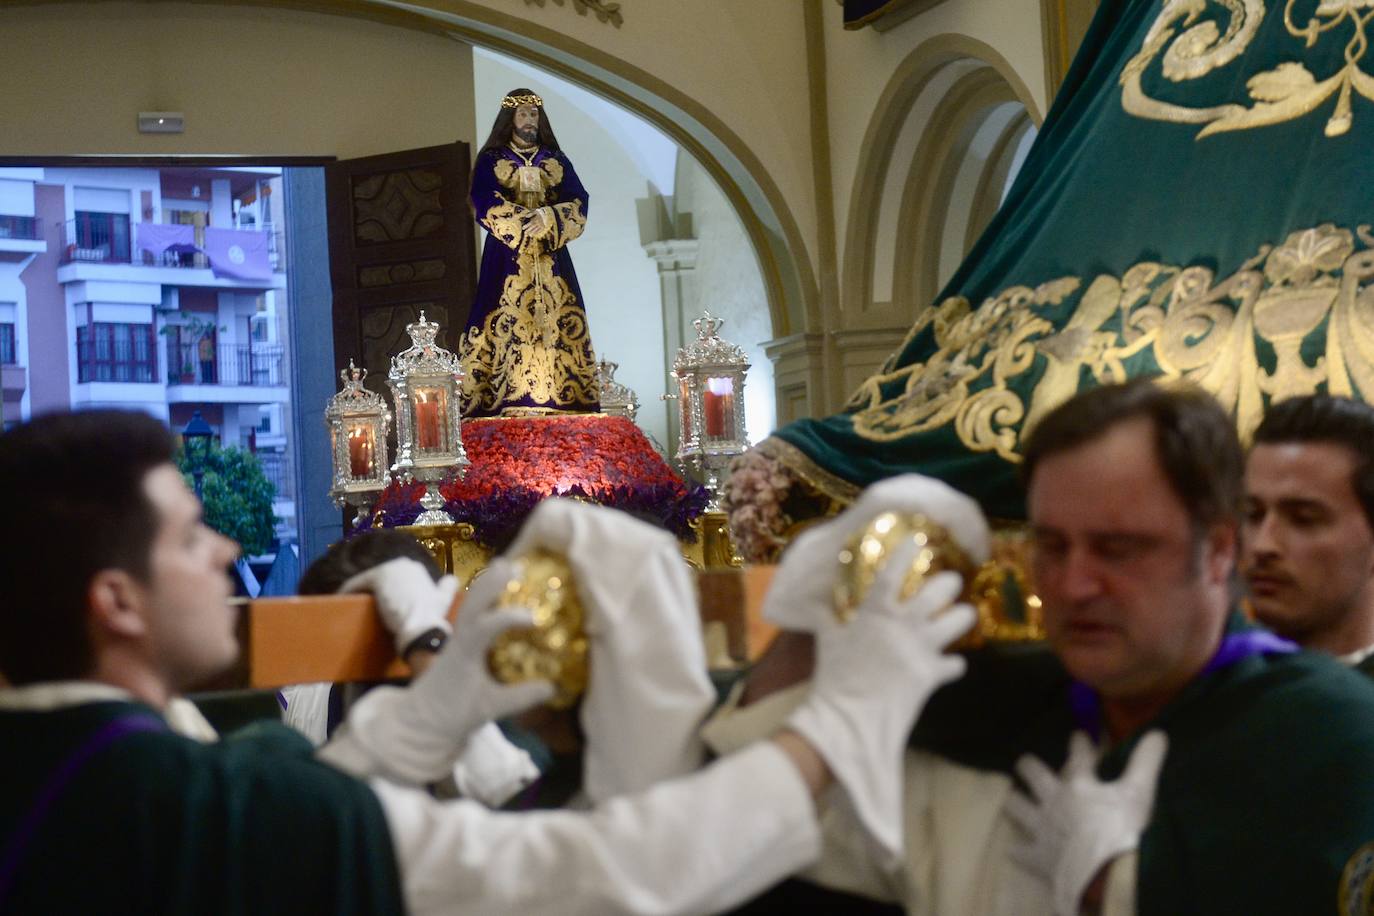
[644,238,699,458]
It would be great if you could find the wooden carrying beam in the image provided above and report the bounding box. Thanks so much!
[239,566,779,689]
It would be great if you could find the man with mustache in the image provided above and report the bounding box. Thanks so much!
[713,379,1374,915]
[1242,394,1374,673]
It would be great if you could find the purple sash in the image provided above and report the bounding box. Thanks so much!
[0,714,167,905]
[1069,629,1298,741]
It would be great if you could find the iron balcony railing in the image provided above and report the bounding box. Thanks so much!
[166,342,284,387]
[255,449,293,500]
[62,219,283,272]
[61,213,132,264]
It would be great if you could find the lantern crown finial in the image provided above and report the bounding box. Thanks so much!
[406,311,441,351]
[694,311,723,341]
[340,360,368,391]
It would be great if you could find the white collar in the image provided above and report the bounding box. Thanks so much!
[1340,643,1374,667]
[0,681,136,711]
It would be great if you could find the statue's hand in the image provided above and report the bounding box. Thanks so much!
[524,206,555,240]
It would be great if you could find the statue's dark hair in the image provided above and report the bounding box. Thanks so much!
[478,87,561,158]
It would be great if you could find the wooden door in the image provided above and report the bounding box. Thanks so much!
[324,142,476,404]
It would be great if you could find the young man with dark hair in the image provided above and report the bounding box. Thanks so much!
[1243,394,1374,669]
[0,409,977,915]
[713,379,1374,916]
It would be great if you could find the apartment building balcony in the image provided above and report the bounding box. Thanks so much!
[256,449,294,501]
[165,341,288,404]
[2,363,25,401]
[57,218,285,291]
[0,215,46,256]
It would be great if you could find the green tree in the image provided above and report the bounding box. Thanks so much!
[178,443,279,556]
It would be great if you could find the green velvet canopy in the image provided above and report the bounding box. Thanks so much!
[767,0,1374,520]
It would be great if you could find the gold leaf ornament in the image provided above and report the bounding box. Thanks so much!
[1122,0,1374,139]
[486,549,589,708]
[833,512,977,623]
[849,222,1374,456]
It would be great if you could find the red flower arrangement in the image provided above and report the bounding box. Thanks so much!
[367,414,708,547]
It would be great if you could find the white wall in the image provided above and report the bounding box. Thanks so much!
[0,179,36,217]
[677,160,777,443]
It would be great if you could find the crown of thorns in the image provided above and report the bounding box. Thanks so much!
[501,93,544,109]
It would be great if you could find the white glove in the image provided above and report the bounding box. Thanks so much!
[505,498,716,803]
[763,473,990,632]
[324,560,555,784]
[451,721,541,807]
[785,547,975,862]
[1006,730,1168,916]
[340,557,458,656]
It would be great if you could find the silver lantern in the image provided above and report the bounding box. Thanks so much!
[671,311,750,509]
[387,311,469,525]
[596,358,640,423]
[325,360,392,530]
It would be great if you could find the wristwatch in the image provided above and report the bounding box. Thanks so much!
[403,627,449,660]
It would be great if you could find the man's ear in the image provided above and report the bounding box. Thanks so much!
[88,569,149,640]
[1205,522,1239,585]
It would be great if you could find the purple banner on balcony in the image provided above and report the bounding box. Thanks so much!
[136,222,196,257]
[203,227,271,281]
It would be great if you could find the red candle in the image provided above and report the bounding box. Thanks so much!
[679,378,692,441]
[347,425,373,477]
[704,377,733,439]
[415,390,443,450]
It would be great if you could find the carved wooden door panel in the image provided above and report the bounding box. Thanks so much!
[325,142,476,405]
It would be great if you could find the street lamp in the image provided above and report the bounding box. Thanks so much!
[181,409,214,500]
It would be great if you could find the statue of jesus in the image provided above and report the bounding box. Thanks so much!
[460,88,600,417]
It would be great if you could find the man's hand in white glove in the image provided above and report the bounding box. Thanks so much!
[785,543,976,862]
[763,473,990,633]
[341,557,458,656]
[1006,730,1168,916]
[321,558,555,785]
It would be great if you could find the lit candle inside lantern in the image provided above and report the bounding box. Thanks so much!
[679,378,692,441]
[704,376,734,439]
[414,388,445,451]
[347,424,374,478]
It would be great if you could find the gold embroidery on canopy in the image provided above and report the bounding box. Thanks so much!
[1122,0,1374,138]
[851,223,1374,455]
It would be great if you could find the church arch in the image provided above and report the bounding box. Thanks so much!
[841,34,1042,326]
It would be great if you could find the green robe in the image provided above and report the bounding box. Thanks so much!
[0,700,404,915]
[911,627,1374,915]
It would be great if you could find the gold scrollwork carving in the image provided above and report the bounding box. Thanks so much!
[1122,0,1374,138]
[524,0,623,27]
[853,222,1374,453]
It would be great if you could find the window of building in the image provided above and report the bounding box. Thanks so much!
[0,323,15,365]
[76,322,155,383]
[71,211,131,263]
